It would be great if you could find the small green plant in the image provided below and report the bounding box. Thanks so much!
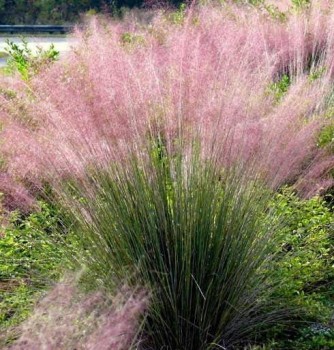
[169,3,187,25]
[264,4,287,21]
[292,0,311,10]
[309,66,326,82]
[269,74,291,102]
[318,123,334,151]
[5,38,59,80]
[120,32,145,46]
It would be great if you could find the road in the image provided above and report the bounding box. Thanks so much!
[0,36,74,67]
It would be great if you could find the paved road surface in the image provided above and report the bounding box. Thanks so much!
[0,36,74,67]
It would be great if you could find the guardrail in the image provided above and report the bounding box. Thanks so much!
[0,25,73,34]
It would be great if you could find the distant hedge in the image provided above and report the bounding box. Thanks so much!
[0,0,183,24]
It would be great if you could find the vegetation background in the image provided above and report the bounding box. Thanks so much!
[0,0,178,24]
[0,0,333,349]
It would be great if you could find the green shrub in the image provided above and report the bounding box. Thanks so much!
[269,74,291,102]
[271,189,333,317]
[168,3,187,25]
[260,189,334,349]
[318,123,334,152]
[291,0,310,10]
[0,200,69,344]
[5,38,59,80]
[120,32,145,47]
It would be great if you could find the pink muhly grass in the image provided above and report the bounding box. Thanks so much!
[0,2,332,348]
[43,2,334,193]
[7,280,148,350]
[0,0,333,212]
[0,174,35,213]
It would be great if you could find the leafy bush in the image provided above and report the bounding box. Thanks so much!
[120,31,145,46]
[0,200,68,344]
[318,123,334,152]
[273,190,333,314]
[269,74,291,103]
[5,38,59,80]
[291,0,310,9]
[254,189,334,349]
[168,3,186,25]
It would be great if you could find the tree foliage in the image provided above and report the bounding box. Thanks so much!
[0,0,147,23]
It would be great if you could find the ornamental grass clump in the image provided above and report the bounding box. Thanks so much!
[64,143,284,349]
[0,1,333,348]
